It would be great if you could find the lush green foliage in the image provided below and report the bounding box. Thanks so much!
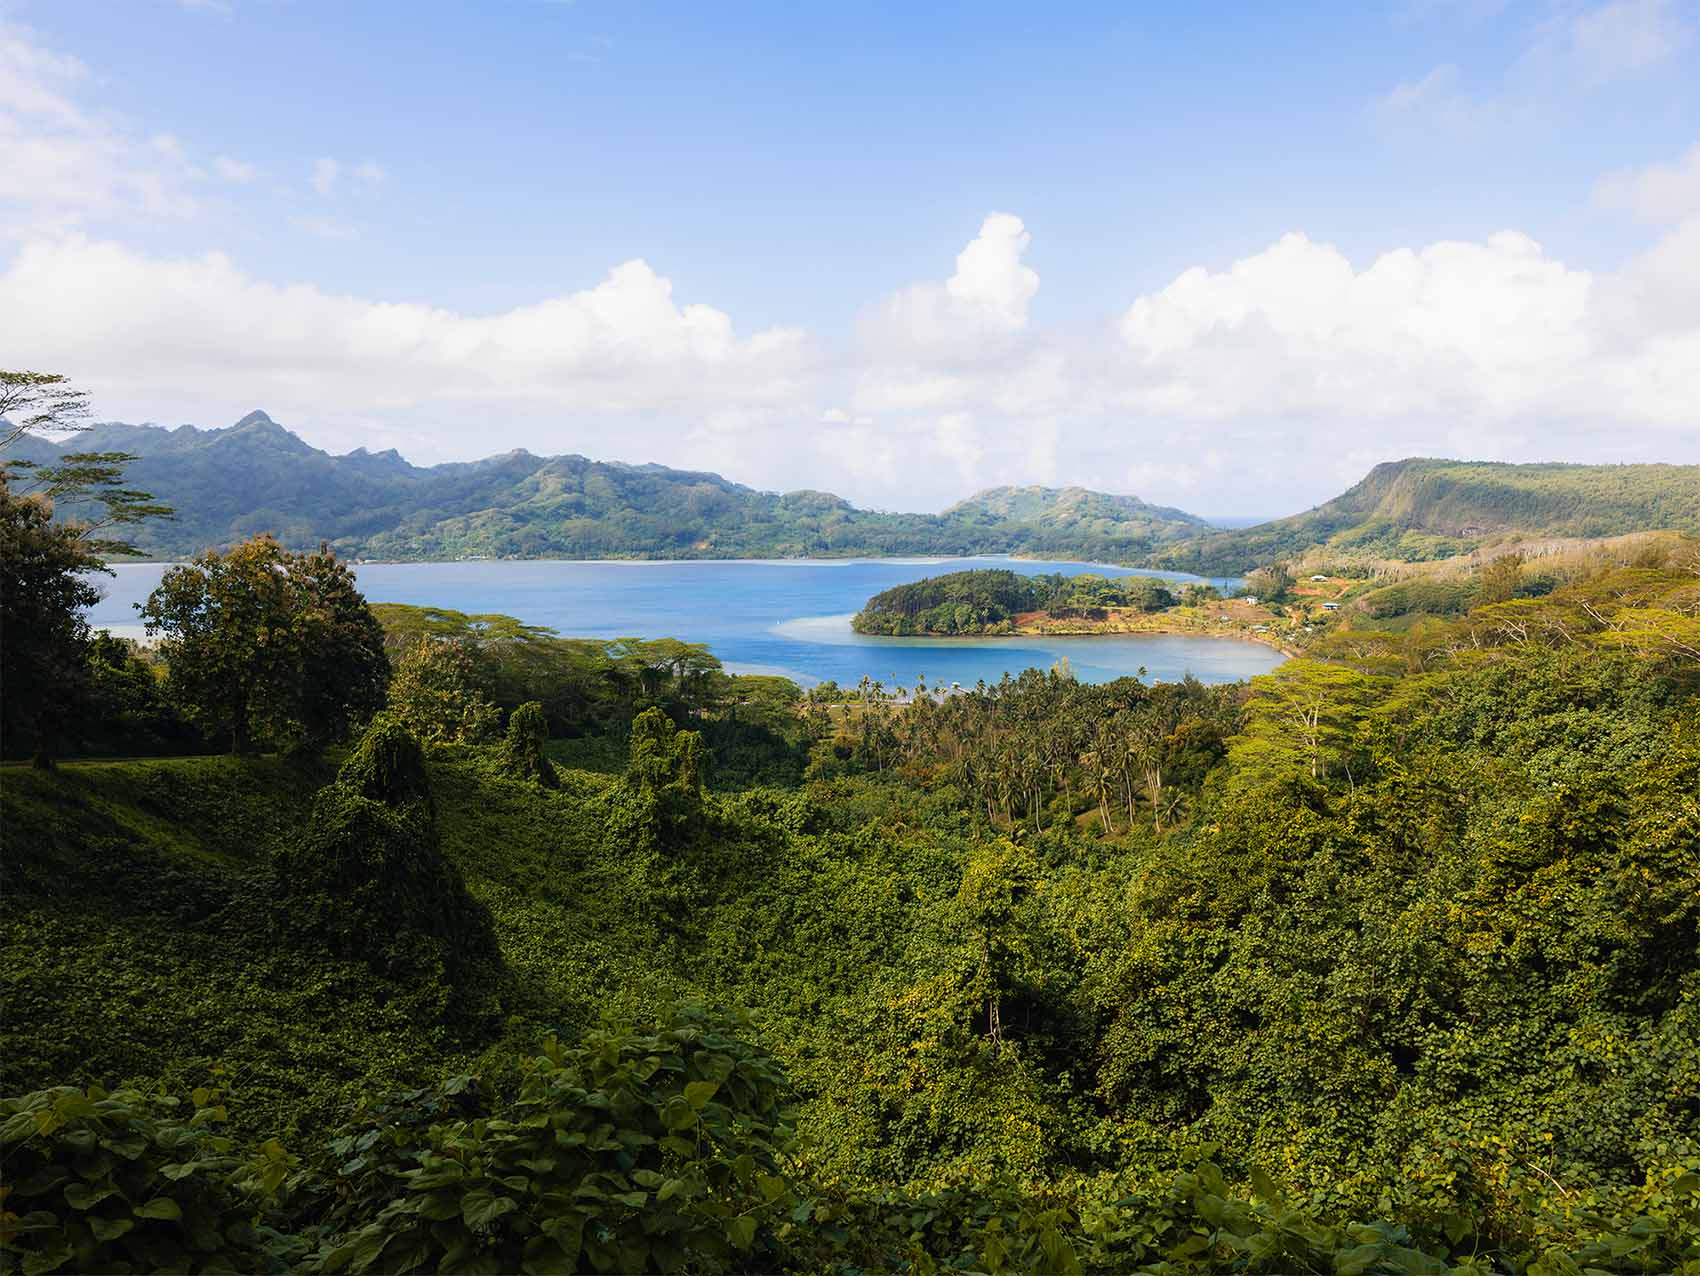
[5,538,1699,1273]
[308,1005,795,1275]
[0,1082,285,1275]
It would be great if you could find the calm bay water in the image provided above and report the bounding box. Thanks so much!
[86,557,1285,688]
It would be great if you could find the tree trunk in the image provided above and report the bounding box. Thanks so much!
[231,688,251,756]
[31,707,55,770]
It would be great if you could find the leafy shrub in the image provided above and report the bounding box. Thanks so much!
[310,1005,794,1275]
[0,1083,285,1275]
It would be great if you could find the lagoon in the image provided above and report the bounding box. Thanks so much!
[85,556,1286,688]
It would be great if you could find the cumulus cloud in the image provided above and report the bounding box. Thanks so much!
[1112,221,1700,434]
[866,213,1040,356]
[829,194,1700,510]
[0,236,809,447]
[853,213,1066,437]
[1116,230,1594,418]
[945,213,1039,328]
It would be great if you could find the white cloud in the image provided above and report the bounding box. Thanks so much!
[0,22,200,234]
[0,235,810,445]
[1548,0,1691,84]
[853,213,1065,440]
[1595,141,1700,223]
[867,212,1040,355]
[291,215,358,241]
[310,156,338,196]
[821,197,1700,510]
[352,160,386,184]
[933,413,984,485]
[214,155,259,183]
[945,213,1038,328]
[1374,0,1691,135]
[1112,223,1700,431]
[1374,63,1480,128]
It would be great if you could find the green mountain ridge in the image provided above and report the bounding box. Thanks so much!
[1148,457,1700,574]
[9,417,1697,569]
[4,412,1208,563]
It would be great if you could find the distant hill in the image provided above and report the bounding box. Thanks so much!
[943,484,1208,530]
[1148,458,1700,575]
[2,412,1208,563]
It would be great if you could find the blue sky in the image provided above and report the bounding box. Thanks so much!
[2,0,1698,515]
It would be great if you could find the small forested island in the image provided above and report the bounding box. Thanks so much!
[851,566,1309,650]
[4,371,1700,1274]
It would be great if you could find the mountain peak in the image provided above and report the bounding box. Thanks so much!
[233,410,276,428]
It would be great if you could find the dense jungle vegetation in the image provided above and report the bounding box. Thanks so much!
[853,569,1203,635]
[3,375,1700,1273]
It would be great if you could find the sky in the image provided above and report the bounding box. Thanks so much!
[2,0,1698,518]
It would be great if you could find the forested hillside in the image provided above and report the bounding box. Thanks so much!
[5,413,1207,562]
[1150,458,1700,574]
[4,519,1699,1272]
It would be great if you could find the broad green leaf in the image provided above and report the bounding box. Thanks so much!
[63,1181,117,1210]
[88,1216,135,1243]
[683,1080,719,1111]
[461,1187,518,1228]
[726,1215,757,1250]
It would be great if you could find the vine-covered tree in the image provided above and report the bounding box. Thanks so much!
[500,700,558,788]
[140,535,388,753]
[386,637,503,744]
[291,543,392,746]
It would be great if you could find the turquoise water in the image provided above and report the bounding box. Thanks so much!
[86,557,1286,688]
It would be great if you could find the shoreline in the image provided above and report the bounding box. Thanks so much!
[97,551,1243,585]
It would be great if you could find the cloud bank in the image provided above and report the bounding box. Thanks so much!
[1,19,1697,514]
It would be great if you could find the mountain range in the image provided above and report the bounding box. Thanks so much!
[7,412,1698,570]
[3,413,1210,563]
